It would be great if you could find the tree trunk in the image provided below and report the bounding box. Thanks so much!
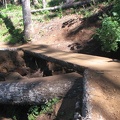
[22,0,32,42]
[2,0,7,8]
[0,73,82,105]
[42,0,47,9]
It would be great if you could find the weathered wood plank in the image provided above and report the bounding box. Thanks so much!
[21,44,120,72]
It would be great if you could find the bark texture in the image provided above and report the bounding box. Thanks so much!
[0,73,82,105]
[42,0,47,8]
[22,0,32,41]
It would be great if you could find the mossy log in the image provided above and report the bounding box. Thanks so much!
[0,73,82,105]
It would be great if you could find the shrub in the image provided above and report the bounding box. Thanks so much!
[97,16,120,52]
[95,0,120,52]
[27,98,60,120]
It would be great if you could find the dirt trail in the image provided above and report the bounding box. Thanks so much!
[0,13,120,120]
[22,44,120,72]
[23,44,120,120]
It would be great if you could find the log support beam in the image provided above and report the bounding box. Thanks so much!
[0,73,82,105]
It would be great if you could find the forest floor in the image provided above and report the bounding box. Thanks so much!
[0,14,104,57]
[1,11,119,59]
[0,12,120,120]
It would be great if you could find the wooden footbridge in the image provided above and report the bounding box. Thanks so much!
[21,44,120,72]
[21,44,120,120]
[0,44,120,120]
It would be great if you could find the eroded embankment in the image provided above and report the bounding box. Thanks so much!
[0,49,83,120]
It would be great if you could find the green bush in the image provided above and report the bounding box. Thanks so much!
[97,16,120,51]
[112,0,120,18]
[27,98,60,120]
[96,0,120,52]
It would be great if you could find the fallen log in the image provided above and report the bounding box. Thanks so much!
[0,72,82,105]
[31,0,92,13]
[23,49,85,73]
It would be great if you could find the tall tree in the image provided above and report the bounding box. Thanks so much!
[2,0,7,8]
[22,0,32,42]
[42,0,46,8]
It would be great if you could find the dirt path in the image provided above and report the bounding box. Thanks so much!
[0,13,120,120]
[84,70,120,120]
[22,44,120,120]
[0,14,97,53]
[22,44,120,72]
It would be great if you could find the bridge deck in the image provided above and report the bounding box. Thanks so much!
[21,44,120,72]
[21,44,120,120]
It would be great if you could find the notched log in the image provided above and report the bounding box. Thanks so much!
[0,73,82,105]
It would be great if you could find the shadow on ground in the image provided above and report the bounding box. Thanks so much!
[0,13,24,44]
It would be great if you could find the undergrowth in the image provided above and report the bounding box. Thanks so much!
[0,1,111,45]
[28,98,60,120]
[96,0,120,52]
[0,4,23,44]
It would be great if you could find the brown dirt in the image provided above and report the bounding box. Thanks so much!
[31,14,97,53]
[85,69,120,120]
[0,49,83,120]
[0,13,120,120]
[0,14,98,54]
[1,13,118,59]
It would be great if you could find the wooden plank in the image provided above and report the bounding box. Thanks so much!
[21,44,120,73]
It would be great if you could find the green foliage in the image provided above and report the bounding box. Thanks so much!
[41,10,50,21]
[0,4,23,44]
[28,98,60,120]
[48,0,64,7]
[95,0,120,52]
[83,10,93,18]
[13,115,17,120]
[75,2,100,17]
[56,8,63,18]
[28,106,40,120]
[97,16,120,51]
[0,4,22,13]
[40,98,59,114]
[112,0,120,18]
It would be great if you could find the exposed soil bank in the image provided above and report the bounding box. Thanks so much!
[0,50,83,120]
